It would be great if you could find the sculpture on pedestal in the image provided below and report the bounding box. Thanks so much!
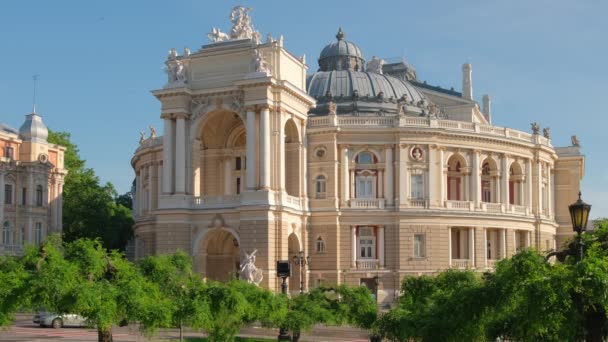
[240,249,263,285]
[208,6,262,44]
[164,59,187,89]
[252,48,271,74]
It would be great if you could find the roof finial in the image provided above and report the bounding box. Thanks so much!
[336,27,345,40]
[32,74,39,114]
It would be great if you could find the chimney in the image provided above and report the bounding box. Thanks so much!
[482,94,491,123]
[462,63,473,100]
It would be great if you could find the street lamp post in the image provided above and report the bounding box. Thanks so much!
[292,251,311,294]
[276,260,291,341]
[568,191,591,342]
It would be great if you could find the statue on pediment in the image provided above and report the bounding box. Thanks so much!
[531,122,540,135]
[571,135,580,147]
[208,6,261,44]
[543,127,551,139]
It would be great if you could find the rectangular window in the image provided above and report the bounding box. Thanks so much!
[36,186,43,206]
[358,227,375,259]
[356,176,374,198]
[236,177,241,195]
[315,176,326,199]
[21,188,26,206]
[410,174,423,199]
[35,222,42,245]
[482,181,491,202]
[414,234,426,258]
[4,184,12,205]
[235,157,242,171]
[4,146,14,160]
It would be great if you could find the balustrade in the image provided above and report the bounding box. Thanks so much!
[350,198,385,209]
[356,259,379,270]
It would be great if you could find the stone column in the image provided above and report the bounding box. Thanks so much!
[547,166,553,217]
[147,164,153,211]
[246,110,257,190]
[438,147,445,206]
[428,146,438,207]
[526,159,532,210]
[0,171,4,227]
[28,172,34,206]
[448,227,452,267]
[398,145,408,207]
[259,108,271,189]
[341,147,349,205]
[472,151,481,207]
[385,146,394,205]
[501,155,509,206]
[501,229,507,259]
[351,226,357,268]
[175,114,187,193]
[349,169,355,200]
[378,169,384,198]
[224,157,233,195]
[157,163,162,208]
[162,116,174,194]
[537,160,543,215]
[378,226,385,268]
[483,229,488,268]
[469,228,475,266]
[136,170,142,215]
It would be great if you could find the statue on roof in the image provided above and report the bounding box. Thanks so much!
[366,56,385,74]
[571,135,580,147]
[149,126,157,139]
[543,127,551,139]
[164,59,187,89]
[208,6,261,44]
[531,122,540,135]
[139,131,145,144]
[252,48,271,74]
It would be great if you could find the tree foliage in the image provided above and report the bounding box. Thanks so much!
[47,131,133,250]
[17,236,171,342]
[379,218,608,342]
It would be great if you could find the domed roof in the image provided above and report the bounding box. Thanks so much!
[19,113,48,143]
[318,28,365,72]
[306,70,427,116]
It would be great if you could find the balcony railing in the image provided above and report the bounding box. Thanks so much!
[510,204,528,215]
[193,195,241,208]
[409,198,427,208]
[445,200,472,210]
[349,198,385,209]
[308,116,550,147]
[482,202,503,213]
[284,194,303,210]
[452,259,472,269]
[356,259,379,270]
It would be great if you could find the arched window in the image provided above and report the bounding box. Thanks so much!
[36,185,43,207]
[315,236,326,254]
[481,161,493,202]
[357,152,374,164]
[2,221,11,244]
[315,175,326,199]
[447,156,466,201]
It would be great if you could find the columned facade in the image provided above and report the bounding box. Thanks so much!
[131,19,585,304]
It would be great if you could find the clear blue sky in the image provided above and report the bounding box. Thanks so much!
[1,0,606,217]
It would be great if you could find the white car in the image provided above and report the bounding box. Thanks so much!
[33,312,87,328]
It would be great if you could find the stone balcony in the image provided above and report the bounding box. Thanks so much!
[451,259,473,269]
[349,198,385,209]
[356,259,379,270]
[193,195,241,209]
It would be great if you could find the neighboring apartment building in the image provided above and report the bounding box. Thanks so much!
[0,113,67,256]
[131,8,584,303]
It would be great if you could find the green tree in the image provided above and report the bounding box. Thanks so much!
[139,251,211,341]
[47,131,133,250]
[0,254,30,327]
[20,236,171,342]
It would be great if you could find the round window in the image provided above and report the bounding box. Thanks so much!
[315,148,326,159]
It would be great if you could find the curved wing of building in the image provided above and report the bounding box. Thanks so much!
[131,14,584,303]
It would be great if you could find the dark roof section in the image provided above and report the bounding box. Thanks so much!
[411,80,462,97]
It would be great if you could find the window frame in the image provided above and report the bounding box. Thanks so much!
[315,175,327,199]
[413,233,426,258]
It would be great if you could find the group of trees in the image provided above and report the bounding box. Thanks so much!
[48,131,133,250]
[377,219,608,342]
[0,236,378,342]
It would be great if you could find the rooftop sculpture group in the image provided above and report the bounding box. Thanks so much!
[208,6,261,44]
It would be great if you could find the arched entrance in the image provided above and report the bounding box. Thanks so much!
[198,228,240,282]
[288,233,302,295]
